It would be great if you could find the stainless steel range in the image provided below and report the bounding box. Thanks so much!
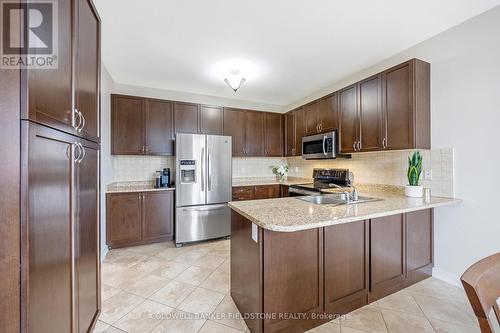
[289,168,353,196]
[175,133,232,247]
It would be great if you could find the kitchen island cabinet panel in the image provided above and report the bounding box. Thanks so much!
[370,214,406,301]
[263,228,324,333]
[406,209,433,285]
[324,221,369,315]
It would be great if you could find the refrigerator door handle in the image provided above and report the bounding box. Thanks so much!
[208,148,212,191]
[181,204,227,212]
[201,147,205,192]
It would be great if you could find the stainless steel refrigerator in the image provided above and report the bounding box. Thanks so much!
[175,133,232,246]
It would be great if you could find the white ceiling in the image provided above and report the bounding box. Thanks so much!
[95,0,500,107]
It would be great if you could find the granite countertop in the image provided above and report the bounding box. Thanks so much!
[228,186,461,232]
[106,181,175,193]
[232,177,312,187]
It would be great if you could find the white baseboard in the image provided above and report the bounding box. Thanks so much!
[432,267,462,288]
[100,245,109,262]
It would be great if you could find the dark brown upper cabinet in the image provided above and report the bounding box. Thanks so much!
[223,108,246,156]
[305,101,320,135]
[112,95,144,155]
[145,99,174,155]
[264,113,283,156]
[245,111,265,156]
[294,107,305,156]
[285,111,296,156]
[339,85,358,153]
[200,105,223,135]
[75,0,100,141]
[24,0,101,143]
[111,94,174,155]
[383,59,430,150]
[174,102,199,134]
[318,93,339,132]
[284,107,305,156]
[358,74,383,152]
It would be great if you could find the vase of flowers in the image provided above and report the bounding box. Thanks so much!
[272,164,289,183]
[405,151,423,197]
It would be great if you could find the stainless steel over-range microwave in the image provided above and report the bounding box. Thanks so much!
[302,131,341,160]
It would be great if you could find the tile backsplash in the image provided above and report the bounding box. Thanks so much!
[112,156,175,182]
[111,149,454,197]
[232,157,287,178]
[287,148,454,197]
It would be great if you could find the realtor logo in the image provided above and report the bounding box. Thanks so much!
[1,0,58,68]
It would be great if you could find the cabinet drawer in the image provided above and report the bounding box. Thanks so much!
[254,185,280,199]
[232,186,255,201]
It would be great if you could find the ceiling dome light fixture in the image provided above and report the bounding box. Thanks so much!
[224,69,246,92]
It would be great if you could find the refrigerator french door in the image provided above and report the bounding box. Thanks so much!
[175,133,232,245]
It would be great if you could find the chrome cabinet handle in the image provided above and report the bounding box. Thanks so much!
[79,143,86,163]
[75,109,85,132]
[353,142,357,151]
[73,142,80,163]
[208,148,212,191]
[201,147,205,191]
[357,141,362,151]
[74,109,82,131]
[382,138,387,149]
[322,135,327,156]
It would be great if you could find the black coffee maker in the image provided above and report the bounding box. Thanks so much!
[155,168,171,188]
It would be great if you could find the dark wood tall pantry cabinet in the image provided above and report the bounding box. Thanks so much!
[11,0,102,332]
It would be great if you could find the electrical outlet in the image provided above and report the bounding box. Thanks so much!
[424,169,432,180]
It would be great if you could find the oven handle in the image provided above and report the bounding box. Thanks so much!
[323,135,327,156]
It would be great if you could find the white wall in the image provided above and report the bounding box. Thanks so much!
[114,83,285,113]
[289,6,500,285]
[100,65,115,258]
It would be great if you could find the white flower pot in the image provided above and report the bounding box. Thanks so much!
[405,185,423,198]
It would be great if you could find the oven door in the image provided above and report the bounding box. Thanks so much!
[302,132,335,159]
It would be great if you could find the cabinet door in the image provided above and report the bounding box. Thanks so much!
[75,139,100,333]
[383,61,414,150]
[358,75,383,151]
[24,123,75,333]
[145,99,174,155]
[305,101,319,134]
[285,112,295,156]
[254,185,280,199]
[370,214,406,301]
[319,93,338,132]
[264,113,283,157]
[223,108,245,156]
[294,107,305,156]
[75,0,100,142]
[106,193,142,247]
[263,228,323,333]
[27,0,73,134]
[339,85,358,153]
[142,191,174,241]
[232,186,255,201]
[200,105,223,135]
[111,95,144,155]
[324,221,369,315]
[280,185,289,197]
[245,111,265,156]
[174,102,199,134]
[406,209,433,285]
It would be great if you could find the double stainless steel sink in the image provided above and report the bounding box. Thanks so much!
[297,193,381,206]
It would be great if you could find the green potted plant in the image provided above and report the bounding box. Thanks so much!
[405,151,423,197]
[271,164,289,182]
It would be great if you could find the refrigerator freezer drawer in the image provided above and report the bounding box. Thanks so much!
[175,204,230,244]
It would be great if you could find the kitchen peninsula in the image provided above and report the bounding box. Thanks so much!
[228,188,460,333]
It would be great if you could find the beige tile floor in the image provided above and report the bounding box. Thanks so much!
[94,240,479,333]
